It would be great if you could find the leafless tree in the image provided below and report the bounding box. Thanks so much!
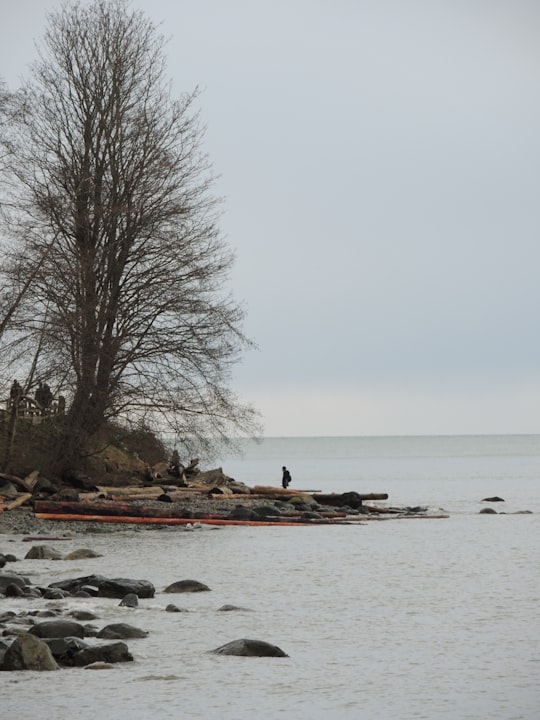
[0,0,260,475]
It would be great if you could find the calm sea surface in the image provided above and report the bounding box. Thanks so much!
[2,435,539,719]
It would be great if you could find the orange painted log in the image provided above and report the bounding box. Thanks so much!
[33,513,362,526]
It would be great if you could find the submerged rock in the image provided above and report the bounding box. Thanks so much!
[49,574,155,598]
[71,642,133,666]
[217,604,253,612]
[210,638,288,657]
[43,637,90,665]
[119,593,139,608]
[63,549,102,560]
[29,620,86,639]
[164,579,211,593]
[97,623,148,639]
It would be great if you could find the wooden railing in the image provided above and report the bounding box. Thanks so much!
[4,394,65,423]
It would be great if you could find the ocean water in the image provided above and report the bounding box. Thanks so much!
[1,435,539,720]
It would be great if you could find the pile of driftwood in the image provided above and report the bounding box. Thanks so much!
[0,470,44,514]
[1,463,449,526]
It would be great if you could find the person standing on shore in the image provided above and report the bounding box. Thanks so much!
[282,466,292,489]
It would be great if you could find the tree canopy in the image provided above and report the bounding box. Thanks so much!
[0,0,260,474]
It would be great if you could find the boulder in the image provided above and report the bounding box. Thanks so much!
[22,586,43,598]
[119,593,138,608]
[164,579,211,593]
[287,494,316,507]
[97,623,148,639]
[98,578,155,599]
[24,545,63,561]
[479,508,497,514]
[71,642,133,666]
[482,496,505,502]
[49,574,155,599]
[227,505,259,521]
[4,583,25,597]
[43,589,68,600]
[68,610,99,621]
[252,505,281,517]
[43,637,90,665]
[165,604,189,612]
[0,573,27,593]
[29,620,86,639]
[2,633,59,671]
[210,638,288,657]
[63,549,102,560]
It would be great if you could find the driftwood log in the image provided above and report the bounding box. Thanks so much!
[312,492,388,508]
[33,500,195,519]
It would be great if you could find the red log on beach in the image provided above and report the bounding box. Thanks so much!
[33,513,359,526]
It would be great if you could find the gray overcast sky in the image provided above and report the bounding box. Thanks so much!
[1,0,539,436]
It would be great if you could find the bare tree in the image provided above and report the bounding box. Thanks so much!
[0,0,260,475]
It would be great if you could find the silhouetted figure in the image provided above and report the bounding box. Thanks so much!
[35,381,53,414]
[41,383,52,410]
[10,380,22,408]
[35,381,45,408]
[282,466,291,489]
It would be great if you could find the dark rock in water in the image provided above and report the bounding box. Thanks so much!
[5,583,25,597]
[302,511,322,519]
[3,554,18,563]
[157,493,172,502]
[31,609,60,618]
[71,642,133,666]
[49,574,155,599]
[119,593,138,608]
[210,638,288,657]
[98,578,155,599]
[0,574,28,593]
[482,496,505,502]
[22,586,43,598]
[164,579,211,593]
[0,612,16,623]
[24,545,63,561]
[97,623,148,639]
[2,633,59,671]
[68,610,99,621]
[82,624,99,638]
[479,508,497,514]
[30,620,86,639]
[43,589,67,600]
[217,604,253,612]
[43,636,90,665]
[63,549,102,560]
[165,604,189,612]
[74,590,94,598]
